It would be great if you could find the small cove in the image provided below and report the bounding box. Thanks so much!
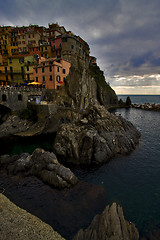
[0,95,160,239]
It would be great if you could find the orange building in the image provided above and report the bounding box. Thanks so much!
[33,57,71,89]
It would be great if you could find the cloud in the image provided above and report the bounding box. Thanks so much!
[0,0,160,94]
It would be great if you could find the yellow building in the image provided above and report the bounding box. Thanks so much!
[7,54,36,85]
[0,64,11,85]
[0,26,12,56]
[40,43,52,58]
[10,28,19,55]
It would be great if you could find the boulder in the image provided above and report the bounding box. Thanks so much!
[73,202,139,240]
[53,105,141,165]
[0,148,78,189]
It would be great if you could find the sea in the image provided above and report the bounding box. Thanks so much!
[0,95,160,239]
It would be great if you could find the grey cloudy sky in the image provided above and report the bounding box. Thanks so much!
[0,0,160,94]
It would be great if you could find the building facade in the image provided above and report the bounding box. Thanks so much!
[33,57,71,89]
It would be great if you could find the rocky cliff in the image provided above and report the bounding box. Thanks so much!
[73,202,139,240]
[53,56,118,109]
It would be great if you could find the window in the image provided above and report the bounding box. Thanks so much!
[42,67,44,73]
[27,66,29,71]
[71,45,74,49]
[27,74,30,81]
[43,76,45,82]
[43,62,45,66]
[11,74,13,80]
[21,66,24,72]
[45,46,47,50]
[6,75,8,81]
[57,66,59,72]
[49,65,52,72]
[35,68,38,74]
[2,94,7,102]
[49,75,52,81]
[5,67,7,73]
[19,58,24,63]
[59,43,62,48]
[18,94,22,101]
[36,77,38,82]
[63,69,66,74]
[10,67,13,72]
[56,75,60,82]
[9,58,12,64]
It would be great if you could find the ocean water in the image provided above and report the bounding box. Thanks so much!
[76,95,160,236]
[0,95,160,239]
[118,95,160,104]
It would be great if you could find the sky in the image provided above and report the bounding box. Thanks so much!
[0,0,160,95]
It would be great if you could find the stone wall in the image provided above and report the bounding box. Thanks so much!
[0,86,45,111]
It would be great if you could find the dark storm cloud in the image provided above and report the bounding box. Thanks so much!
[0,0,160,93]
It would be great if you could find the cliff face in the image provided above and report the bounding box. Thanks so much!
[56,56,118,109]
[73,202,139,240]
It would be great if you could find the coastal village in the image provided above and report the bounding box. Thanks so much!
[0,23,96,89]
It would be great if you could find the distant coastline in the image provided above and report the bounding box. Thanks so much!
[118,94,160,104]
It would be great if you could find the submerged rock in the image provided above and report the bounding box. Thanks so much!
[73,202,139,240]
[0,148,78,189]
[54,105,141,165]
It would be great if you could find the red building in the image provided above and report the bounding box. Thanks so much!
[51,36,62,58]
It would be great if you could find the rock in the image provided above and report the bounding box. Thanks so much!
[13,153,32,174]
[0,148,78,189]
[53,105,141,165]
[0,154,19,166]
[126,96,132,107]
[73,202,139,240]
[0,115,32,138]
[0,193,66,240]
[30,148,78,188]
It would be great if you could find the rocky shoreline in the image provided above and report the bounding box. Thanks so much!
[0,104,142,239]
[0,193,140,240]
[131,103,160,111]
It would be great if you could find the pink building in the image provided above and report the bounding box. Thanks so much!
[33,57,71,89]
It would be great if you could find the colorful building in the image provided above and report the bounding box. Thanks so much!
[89,56,97,65]
[51,36,62,58]
[7,54,36,84]
[0,64,11,85]
[17,30,41,53]
[33,57,71,89]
